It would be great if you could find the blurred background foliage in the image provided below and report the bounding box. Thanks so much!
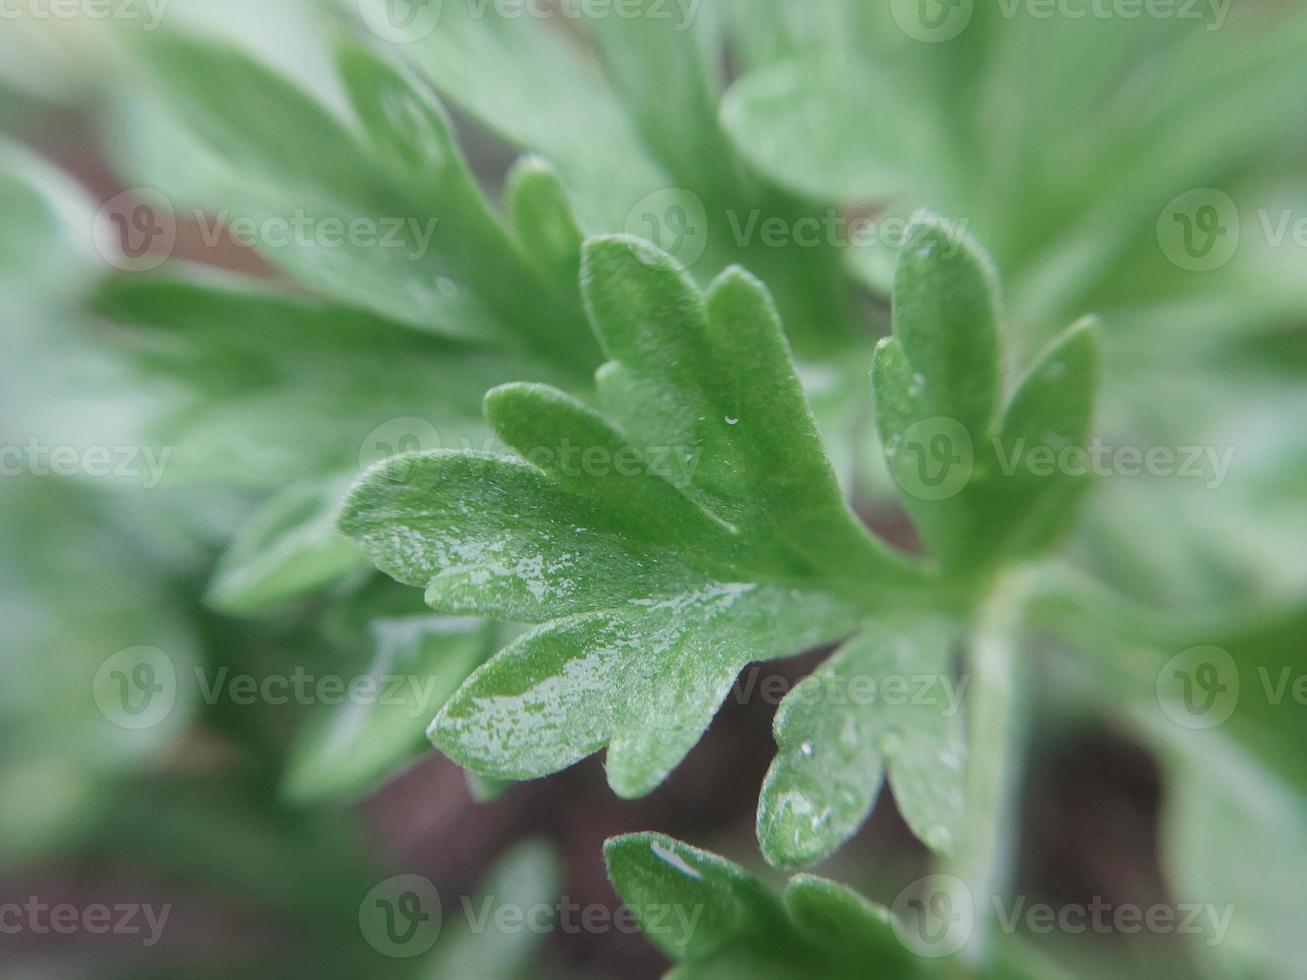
[1,1,1304,976]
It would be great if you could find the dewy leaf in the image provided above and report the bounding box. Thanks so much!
[758,617,966,868]
[891,214,1001,450]
[342,237,920,797]
[604,833,917,979]
[874,212,1101,572]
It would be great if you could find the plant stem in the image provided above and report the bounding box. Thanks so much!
[947,566,1034,969]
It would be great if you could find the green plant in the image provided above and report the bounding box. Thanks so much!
[4,2,1307,977]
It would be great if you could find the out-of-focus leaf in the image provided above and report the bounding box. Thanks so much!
[207,476,369,615]
[426,841,560,979]
[284,613,497,805]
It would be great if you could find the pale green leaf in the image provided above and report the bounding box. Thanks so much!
[342,237,914,796]
[604,833,916,979]
[283,612,496,805]
[207,476,369,615]
[758,617,966,868]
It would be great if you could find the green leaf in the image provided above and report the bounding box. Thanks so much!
[583,1,735,198]
[355,0,668,233]
[282,611,496,805]
[349,0,859,356]
[874,213,1101,572]
[892,216,1001,442]
[1160,733,1307,980]
[604,833,916,979]
[342,237,916,797]
[133,30,377,206]
[132,32,594,358]
[758,617,966,868]
[90,271,523,489]
[336,41,597,366]
[426,840,560,978]
[505,156,585,289]
[721,57,935,205]
[978,317,1101,561]
[207,476,369,615]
